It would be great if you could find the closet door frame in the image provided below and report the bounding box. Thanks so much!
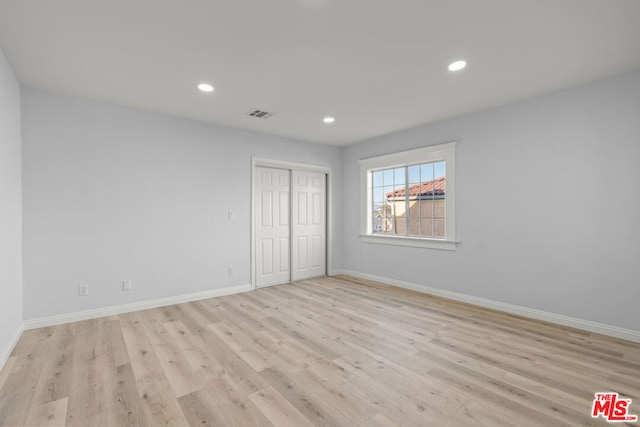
[251,157,332,290]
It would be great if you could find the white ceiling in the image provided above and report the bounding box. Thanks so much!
[1,0,639,146]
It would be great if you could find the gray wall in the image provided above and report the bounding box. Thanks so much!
[342,70,640,331]
[22,89,342,319]
[0,46,22,361]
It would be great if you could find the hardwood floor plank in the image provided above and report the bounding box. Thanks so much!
[25,397,69,427]
[209,321,273,372]
[196,330,270,397]
[120,323,173,399]
[0,356,16,391]
[259,366,358,427]
[264,333,354,385]
[361,412,400,427]
[0,353,45,426]
[104,363,151,427]
[31,336,75,406]
[102,319,130,368]
[139,389,189,427]
[456,399,539,427]
[342,376,452,426]
[163,320,212,371]
[198,369,274,427]
[248,385,315,427]
[177,389,230,426]
[119,321,191,426]
[261,313,347,361]
[170,303,217,336]
[266,363,374,425]
[189,300,224,324]
[426,367,579,427]
[65,327,107,427]
[145,323,203,398]
[416,340,510,380]
[336,353,469,423]
[10,327,54,356]
[501,372,601,418]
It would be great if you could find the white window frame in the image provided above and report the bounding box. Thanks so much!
[359,142,457,250]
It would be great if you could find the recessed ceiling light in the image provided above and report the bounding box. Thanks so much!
[198,83,214,92]
[323,117,335,124]
[447,60,467,72]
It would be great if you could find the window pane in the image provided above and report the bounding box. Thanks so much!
[420,219,434,237]
[420,200,434,218]
[402,198,420,220]
[394,197,407,217]
[434,199,445,219]
[383,169,393,186]
[394,216,407,235]
[383,202,394,217]
[373,187,384,204]
[434,161,445,179]
[383,186,395,201]
[380,202,394,234]
[375,202,389,233]
[420,163,434,183]
[373,170,383,187]
[394,168,405,185]
[434,219,445,238]
[372,214,381,233]
[408,216,420,236]
[408,165,420,184]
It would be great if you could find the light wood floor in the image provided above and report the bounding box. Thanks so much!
[1,275,639,426]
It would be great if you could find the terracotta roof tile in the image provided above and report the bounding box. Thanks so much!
[386,176,445,199]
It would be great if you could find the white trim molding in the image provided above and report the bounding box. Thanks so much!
[335,270,640,344]
[359,234,458,251]
[24,284,252,330]
[0,322,24,373]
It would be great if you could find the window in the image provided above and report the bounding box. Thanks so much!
[359,142,456,250]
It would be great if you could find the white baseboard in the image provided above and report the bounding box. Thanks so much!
[0,322,24,373]
[24,284,252,330]
[336,270,640,344]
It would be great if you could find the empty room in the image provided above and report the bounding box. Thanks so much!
[1,1,640,426]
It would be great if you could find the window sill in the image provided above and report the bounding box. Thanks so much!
[359,234,458,251]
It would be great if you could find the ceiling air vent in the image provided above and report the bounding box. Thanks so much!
[246,109,274,119]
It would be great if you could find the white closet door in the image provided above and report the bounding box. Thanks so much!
[255,167,291,287]
[292,170,326,281]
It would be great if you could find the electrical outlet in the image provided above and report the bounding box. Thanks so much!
[122,280,132,291]
[79,285,89,296]
[228,267,235,277]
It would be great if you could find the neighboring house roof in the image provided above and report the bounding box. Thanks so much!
[386,176,445,199]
